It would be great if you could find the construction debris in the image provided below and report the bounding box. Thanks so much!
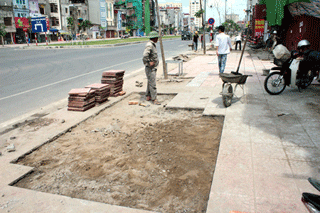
[7,144,16,152]
[128,101,139,105]
[172,54,189,62]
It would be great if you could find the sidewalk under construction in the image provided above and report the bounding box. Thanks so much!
[1,49,320,212]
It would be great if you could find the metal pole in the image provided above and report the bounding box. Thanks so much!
[155,0,168,79]
[25,31,29,46]
[45,32,48,45]
[225,0,226,22]
[203,0,206,54]
[35,33,38,46]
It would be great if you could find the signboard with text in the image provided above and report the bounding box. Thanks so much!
[254,19,264,37]
[15,17,30,30]
[31,17,47,33]
[100,0,107,29]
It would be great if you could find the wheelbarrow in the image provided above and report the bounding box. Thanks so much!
[219,30,252,107]
[219,73,251,107]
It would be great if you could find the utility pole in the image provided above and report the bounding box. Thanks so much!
[199,0,206,54]
[225,0,226,22]
[155,0,168,79]
[203,0,206,54]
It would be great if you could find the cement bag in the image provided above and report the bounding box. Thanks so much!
[273,44,290,60]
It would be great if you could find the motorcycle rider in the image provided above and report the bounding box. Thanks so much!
[297,39,320,83]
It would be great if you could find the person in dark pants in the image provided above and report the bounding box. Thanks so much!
[235,34,241,50]
[193,31,199,52]
[142,31,160,105]
[297,39,320,83]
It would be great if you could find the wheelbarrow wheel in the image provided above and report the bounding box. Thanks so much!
[222,84,233,107]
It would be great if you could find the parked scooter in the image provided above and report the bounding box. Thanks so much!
[302,178,320,213]
[264,44,319,95]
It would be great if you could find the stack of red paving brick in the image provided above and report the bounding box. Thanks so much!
[68,88,96,111]
[85,83,111,104]
[101,70,125,97]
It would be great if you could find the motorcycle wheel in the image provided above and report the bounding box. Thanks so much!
[222,84,233,107]
[264,71,286,95]
[300,70,314,89]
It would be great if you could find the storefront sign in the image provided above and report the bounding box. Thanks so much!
[117,11,122,31]
[15,17,30,29]
[99,0,107,30]
[255,19,264,37]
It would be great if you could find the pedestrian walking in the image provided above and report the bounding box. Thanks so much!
[142,31,160,105]
[215,25,232,73]
[193,31,199,52]
[235,34,242,50]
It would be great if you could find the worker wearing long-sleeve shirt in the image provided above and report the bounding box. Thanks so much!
[142,31,160,105]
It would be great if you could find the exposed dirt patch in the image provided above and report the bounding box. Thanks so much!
[14,94,223,213]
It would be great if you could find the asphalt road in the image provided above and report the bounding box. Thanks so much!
[0,38,191,124]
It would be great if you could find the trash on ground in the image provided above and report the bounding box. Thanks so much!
[7,144,16,152]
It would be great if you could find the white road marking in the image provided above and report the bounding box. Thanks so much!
[0,58,141,101]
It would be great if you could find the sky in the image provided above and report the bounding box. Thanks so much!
[158,0,248,26]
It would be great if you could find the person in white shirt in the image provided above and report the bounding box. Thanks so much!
[235,34,242,50]
[215,25,232,73]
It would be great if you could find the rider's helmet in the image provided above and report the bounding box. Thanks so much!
[297,39,311,50]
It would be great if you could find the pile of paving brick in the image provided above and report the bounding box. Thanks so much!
[68,88,96,111]
[101,70,125,97]
[85,83,111,104]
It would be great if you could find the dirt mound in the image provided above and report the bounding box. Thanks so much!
[14,94,223,213]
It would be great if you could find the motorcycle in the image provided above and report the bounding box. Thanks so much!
[264,49,319,95]
[302,177,320,213]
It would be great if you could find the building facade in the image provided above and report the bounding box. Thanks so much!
[0,0,15,44]
[189,0,202,30]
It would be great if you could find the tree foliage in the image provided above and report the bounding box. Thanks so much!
[222,19,240,32]
[67,17,74,28]
[0,23,7,37]
[194,9,204,18]
[79,20,92,31]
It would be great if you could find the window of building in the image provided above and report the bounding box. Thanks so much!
[4,17,12,26]
[78,10,80,16]
[17,13,21,17]
[65,8,68,14]
[50,3,58,13]
[22,0,25,4]
[40,7,45,14]
[16,0,19,4]
[52,17,59,26]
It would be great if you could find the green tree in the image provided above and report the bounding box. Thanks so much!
[0,24,7,47]
[222,19,240,33]
[194,9,204,18]
[79,20,92,32]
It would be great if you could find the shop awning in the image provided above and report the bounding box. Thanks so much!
[59,30,70,35]
[49,28,59,32]
[288,0,320,19]
[259,0,311,26]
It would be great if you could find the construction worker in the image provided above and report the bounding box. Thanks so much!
[142,31,160,105]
